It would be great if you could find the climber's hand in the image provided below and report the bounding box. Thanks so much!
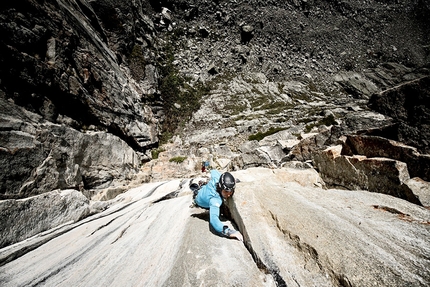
[230,230,243,242]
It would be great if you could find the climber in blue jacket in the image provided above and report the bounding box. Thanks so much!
[193,170,243,241]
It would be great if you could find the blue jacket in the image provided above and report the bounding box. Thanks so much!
[195,170,225,233]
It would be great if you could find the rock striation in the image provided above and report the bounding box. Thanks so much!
[229,168,430,287]
[1,0,161,199]
[1,0,430,201]
[1,168,428,286]
[0,189,103,249]
[0,97,141,199]
[1,1,430,285]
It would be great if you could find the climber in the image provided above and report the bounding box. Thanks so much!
[192,170,244,242]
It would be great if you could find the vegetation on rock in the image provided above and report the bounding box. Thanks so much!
[169,156,187,163]
[151,147,165,159]
[249,127,287,141]
[157,41,211,143]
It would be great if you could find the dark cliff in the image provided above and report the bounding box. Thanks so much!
[1,0,429,198]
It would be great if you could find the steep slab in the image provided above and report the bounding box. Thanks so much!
[0,180,268,286]
[229,168,430,287]
[163,206,273,286]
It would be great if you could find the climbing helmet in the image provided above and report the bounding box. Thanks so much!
[218,172,236,192]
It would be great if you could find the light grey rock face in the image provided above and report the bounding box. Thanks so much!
[232,148,275,170]
[0,180,274,287]
[228,168,430,287]
[180,72,385,152]
[405,177,430,207]
[1,168,428,286]
[0,97,140,199]
[163,207,273,287]
[0,189,93,248]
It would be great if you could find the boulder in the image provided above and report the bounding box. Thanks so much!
[232,148,275,170]
[334,72,379,99]
[241,25,254,44]
[314,145,422,205]
[0,189,93,248]
[258,142,287,164]
[343,134,430,181]
[239,140,260,153]
[327,110,393,146]
[288,128,331,161]
[0,97,141,199]
[258,129,300,148]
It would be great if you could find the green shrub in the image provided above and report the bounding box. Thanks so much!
[151,148,165,159]
[321,113,337,126]
[169,156,187,163]
[292,133,303,140]
[248,127,287,141]
[305,114,338,133]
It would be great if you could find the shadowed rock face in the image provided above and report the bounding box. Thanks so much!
[0,0,159,150]
[1,1,430,285]
[0,98,141,199]
[1,168,428,286]
[0,0,160,198]
[368,76,430,154]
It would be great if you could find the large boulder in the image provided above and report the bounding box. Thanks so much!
[0,96,141,199]
[313,135,430,206]
[231,148,275,170]
[0,189,98,248]
[343,134,430,181]
[314,145,422,205]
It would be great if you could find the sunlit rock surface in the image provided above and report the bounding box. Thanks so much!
[1,168,429,286]
[229,168,430,286]
[0,180,272,286]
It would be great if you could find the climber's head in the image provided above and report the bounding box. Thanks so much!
[218,172,236,198]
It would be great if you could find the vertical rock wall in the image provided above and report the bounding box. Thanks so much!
[0,0,161,198]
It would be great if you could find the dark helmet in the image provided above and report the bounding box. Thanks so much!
[218,172,236,192]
